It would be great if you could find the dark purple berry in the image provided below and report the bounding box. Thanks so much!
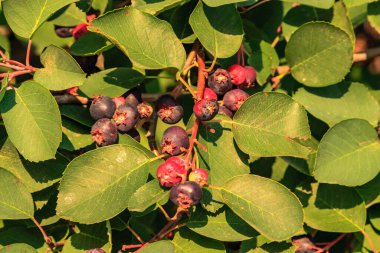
[86,249,106,253]
[223,89,249,112]
[91,119,118,146]
[193,99,219,121]
[90,96,116,120]
[208,68,232,95]
[54,25,73,38]
[137,102,153,119]
[156,95,184,124]
[161,126,189,156]
[169,181,203,208]
[125,88,142,108]
[113,104,138,133]
[218,105,233,118]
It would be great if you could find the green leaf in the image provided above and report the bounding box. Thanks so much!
[189,1,243,58]
[60,104,94,127]
[293,82,380,127]
[369,205,380,231]
[247,40,279,85]
[169,2,197,44]
[79,68,145,98]
[70,32,113,56]
[2,0,78,39]
[128,179,169,213]
[61,223,111,253]
[0,138,67,193]
[285,22,353,87]
[247,242,296,253]
[0,75,8,103]
[172,228,225,253]
[61,118,93,151]
[0,168,34,220]
[280,0,334,9]
[331,1,355,45]
[344,0,377,7]
[368,1,380,33]
[0,81,62,162]
[314,119,380,186]
[140,240,175,253]
[187,207,258,241]
[90,7,186,70]
[0,244,37,253]
[197,115,250,204]
[92,0,109,13]
[282,6,333,41]
[202,0,255,7]
[34,45,86,91]
[232,92,311,158]
[356,174,380,207]
[295,182,366,232]
[221,175,304,241]
[57,144,157,224]
[50,3,86,26]
[133,0,188,15]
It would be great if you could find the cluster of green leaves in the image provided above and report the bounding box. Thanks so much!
[0,0,379,252]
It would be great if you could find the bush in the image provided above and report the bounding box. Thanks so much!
[0,0,379,252]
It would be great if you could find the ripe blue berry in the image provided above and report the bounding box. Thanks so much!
[208,68,232,95]
[193,99,219,121]
[223,89,249,112]
[90,96,116,120]
[137,102,153,119]
[91,119,118,146]
[169,181,203,208]
[156,95,184,124]
[125,88,142,108]
[161,126,189,156]
[113,104,138,133]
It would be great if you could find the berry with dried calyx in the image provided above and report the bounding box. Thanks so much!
[208,68,232,95]
[223,89,249,112]
[203,88,218,101]
[113,104,138,133]
[228,64,246,86]
[137,102,153,119]
[91,119,118,147]
[161,126,189,156]
[156,95,184,124]
[193,99,219,121]
[189,168,209,186]
[156,157,187,188]
[90,96,116,120]
[169,181,203,208]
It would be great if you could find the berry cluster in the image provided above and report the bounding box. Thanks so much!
[90,89,153,147]
[155,64,256,210]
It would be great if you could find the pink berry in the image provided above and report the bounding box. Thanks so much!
[156,157,187,188]
[189,168,209,186]
[223,89,250,112]
[203,88,218,101]
[244,66,256,87]
[228,64,246,86]
[73,23,89,40]
[112,96,126,108]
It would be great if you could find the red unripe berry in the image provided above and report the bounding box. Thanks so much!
[156,157,187,188]
[189,168,209,186]
[203,88,218,101]
[223,89,249,112]
[112,96,126,108]
[218,105,233,118]
[228,64,246,86]
[73,23,89,40]
[244,66,256,87]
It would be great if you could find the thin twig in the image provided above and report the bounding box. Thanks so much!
[240,0,271,14]
[361,229,379,253]
[353,47,380,62]
[31,217,54,249]
[314,234,346,253]
[127,225,145,244]
[26,39,32,66]
[146,113,160,156]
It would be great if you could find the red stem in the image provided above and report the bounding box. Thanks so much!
[314,234,346,253]
[26,40,32,66]
[31,217,54,249]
